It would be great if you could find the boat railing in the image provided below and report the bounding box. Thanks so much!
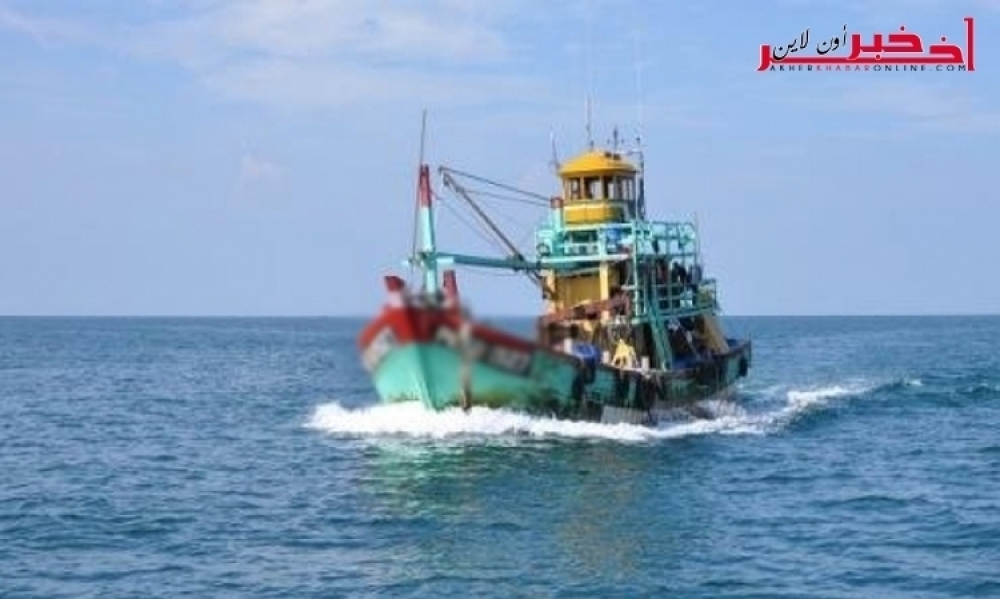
[537,219,700,261]
[628,278,719,319]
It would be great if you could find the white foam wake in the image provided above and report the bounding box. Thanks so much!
[307,400,668,442]
[786,383,868,408]
[306,381,880,444]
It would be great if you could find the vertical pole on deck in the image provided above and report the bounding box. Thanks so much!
[416,110,439,295]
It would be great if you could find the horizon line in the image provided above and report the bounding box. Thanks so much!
[1,312,998,319]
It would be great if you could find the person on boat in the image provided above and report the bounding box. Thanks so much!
[655,258,669,286]
[689,262,702,294]
[609,287,631,324]
[611,338,638,369]
[692,328,712,361]
[615,261,631,288]
[564,323,601,371]
[558,323,581,354]
[669,326,695,359]
[671,261,689,287]
[669,261,688,307]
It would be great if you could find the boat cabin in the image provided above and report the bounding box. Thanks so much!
[535,146,731,372]
[558,150,638,225]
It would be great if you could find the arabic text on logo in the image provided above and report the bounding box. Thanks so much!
[757,17,975,72]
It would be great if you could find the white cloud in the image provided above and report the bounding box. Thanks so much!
[144,0,509,63]
[0,5,88,46]
[0,0,533,110]
[234,152,285,198]
[200,56,537,111]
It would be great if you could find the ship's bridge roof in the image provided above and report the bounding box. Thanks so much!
[558,149,637,177]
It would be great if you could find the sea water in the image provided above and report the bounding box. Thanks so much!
[1,316,998,598]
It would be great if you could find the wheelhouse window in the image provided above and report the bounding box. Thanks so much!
[567,178,582,200]
[622,177,635,201]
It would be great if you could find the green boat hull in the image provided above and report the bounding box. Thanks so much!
[365,321,751,426]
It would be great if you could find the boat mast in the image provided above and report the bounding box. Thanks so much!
[416,110,440,295]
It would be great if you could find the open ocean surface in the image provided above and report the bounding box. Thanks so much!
[1,315,999,598]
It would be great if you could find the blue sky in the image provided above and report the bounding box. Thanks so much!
[1,0,998,316]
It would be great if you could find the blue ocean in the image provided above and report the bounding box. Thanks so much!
[2,316,998,598]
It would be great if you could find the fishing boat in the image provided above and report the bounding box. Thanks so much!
[357,119,752,425]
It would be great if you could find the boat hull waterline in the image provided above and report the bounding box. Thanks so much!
[358,299,751,426]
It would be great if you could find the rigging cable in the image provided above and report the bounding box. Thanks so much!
[435,191,510,257]
[438,166,551,204]
[460,188,550,207]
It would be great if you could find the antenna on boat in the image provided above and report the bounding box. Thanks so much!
[634,17,645,145]
[584,0,595,150]
[632,14,646,220]
[585,95,594,149]
[694,211,703,267]
[419,108,427,165]
[549,129,561,172]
